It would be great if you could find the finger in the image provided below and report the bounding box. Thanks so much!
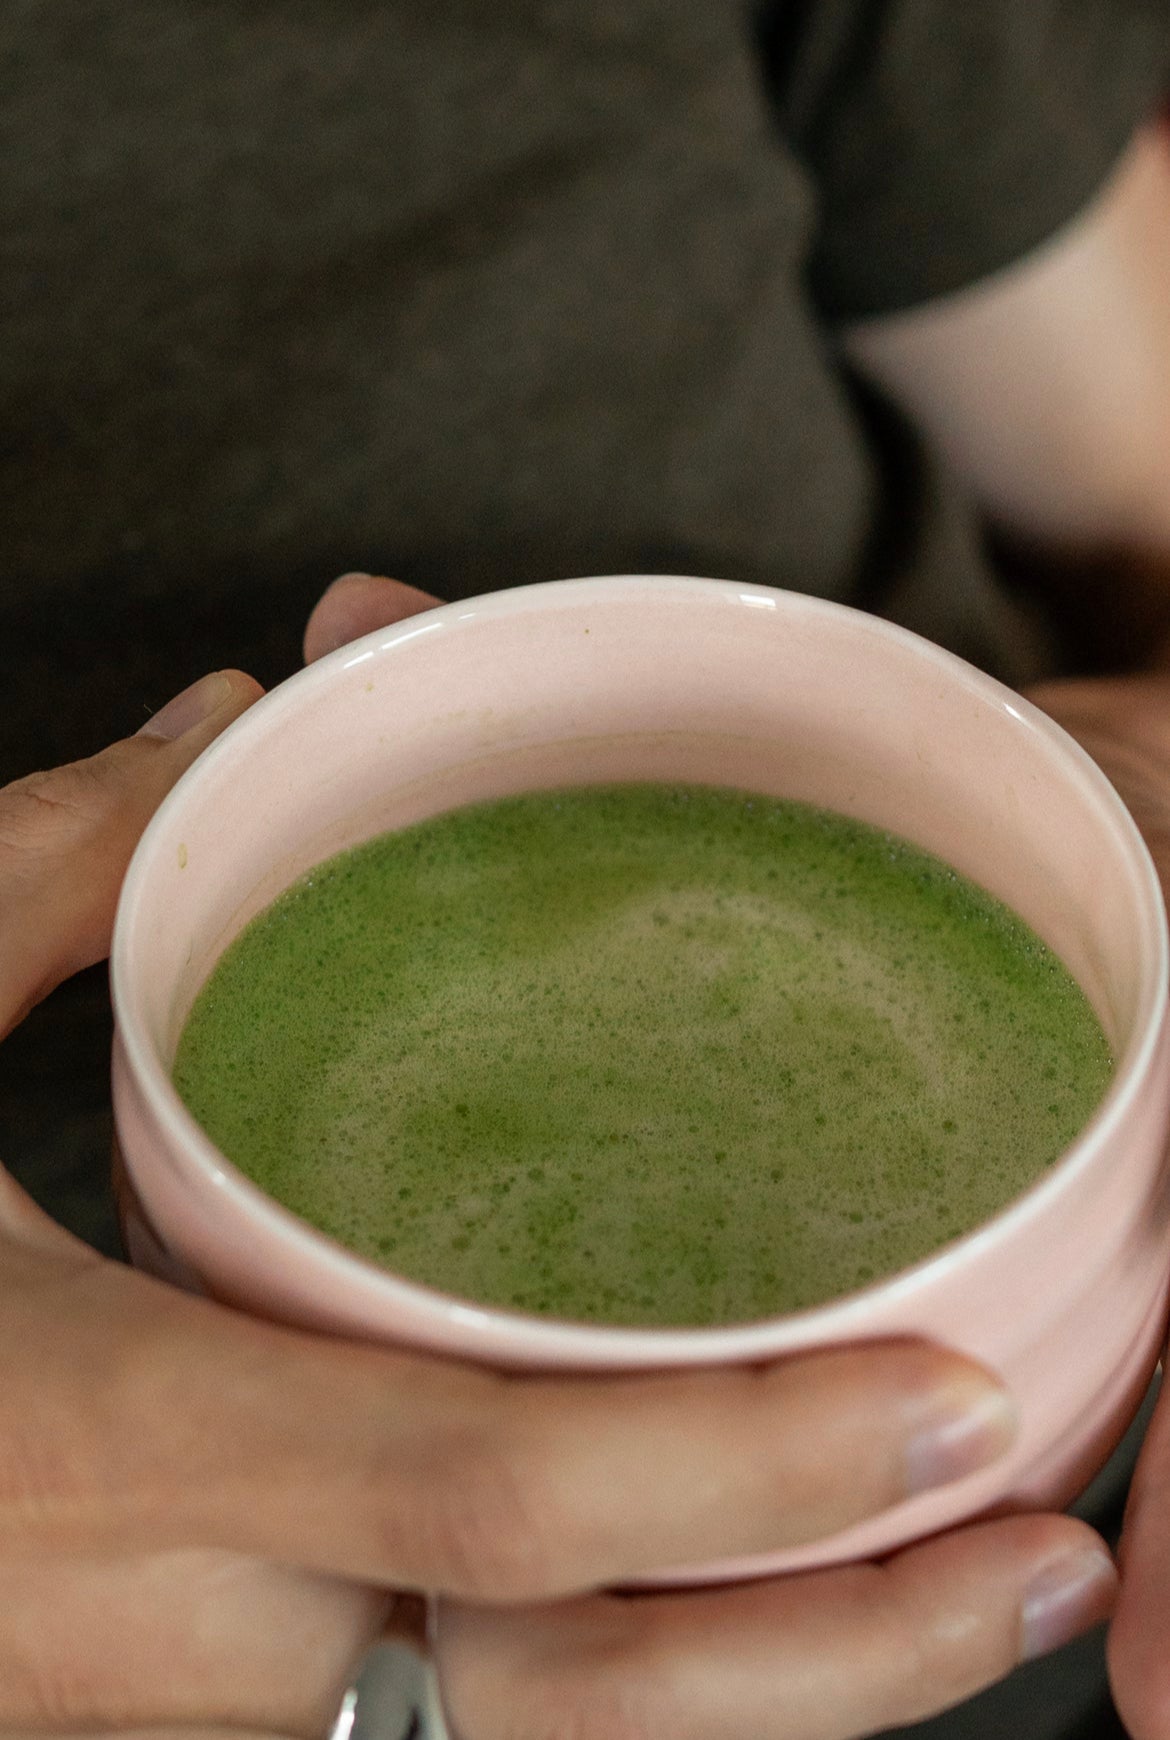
[1027,676,1170,891]
[0,1731,300,1740]
[438,1514,1116,1740]
[0,670,262,1039]
[302,572,441,664]
[0,1546,386,1738]
[1106,1373,1170,1740]
[0,1258,1014,1601]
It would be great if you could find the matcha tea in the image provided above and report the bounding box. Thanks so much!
[173,784,1112,1325]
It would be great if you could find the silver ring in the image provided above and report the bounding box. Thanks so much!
[328,1600,451,1740]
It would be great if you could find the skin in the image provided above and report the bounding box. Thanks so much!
[3,114,1170,1740]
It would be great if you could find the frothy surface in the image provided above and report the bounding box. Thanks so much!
[173,785,1112,1325]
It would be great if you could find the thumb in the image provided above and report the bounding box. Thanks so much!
[0,669,262,1039]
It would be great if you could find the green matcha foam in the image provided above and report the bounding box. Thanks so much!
[173,784,1112,1325]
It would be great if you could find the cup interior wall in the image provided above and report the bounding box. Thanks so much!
[122,586,1157,1088]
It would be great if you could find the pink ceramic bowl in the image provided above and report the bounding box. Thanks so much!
[111,576,1170,1580]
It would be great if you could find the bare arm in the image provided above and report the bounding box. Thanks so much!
[842,121,1170,666]
[843,121,1170,557]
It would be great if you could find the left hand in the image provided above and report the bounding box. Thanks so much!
[1026,669,1170,1740]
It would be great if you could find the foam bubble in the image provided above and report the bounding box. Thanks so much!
[173,784,1113,1325]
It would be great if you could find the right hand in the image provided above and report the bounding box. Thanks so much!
[0,637,1115,1740]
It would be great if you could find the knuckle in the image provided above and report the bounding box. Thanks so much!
[443,1598,658,1740]
[760,1354,908,1532]
[0,1412,96,1549]
[522,1626,662,1740]
[0,1268,164,1551]
[545,1646,660,1740]
[869,1555,1014,1724]
[391,1429,565,1603]
[460,1660,655,1740]
[876,1577,953,1713]
[0,760,110,857]
[7,1640,108,1729]
[525,1695,656,1740]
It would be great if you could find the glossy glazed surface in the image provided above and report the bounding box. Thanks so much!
[111,576,1170,1578]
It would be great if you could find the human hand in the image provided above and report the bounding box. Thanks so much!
[1027,669,1170,1740]
[0,668,391,1733]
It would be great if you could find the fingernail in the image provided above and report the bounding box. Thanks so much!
[137,672,233,741]
[1021,1548,1117,1661]
[903,1379,1017,1495]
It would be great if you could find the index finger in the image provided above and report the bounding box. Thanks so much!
[0,1253,1014,1601]
[0,670,262,1039]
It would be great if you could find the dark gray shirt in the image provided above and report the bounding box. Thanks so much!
[4,2,1167,668]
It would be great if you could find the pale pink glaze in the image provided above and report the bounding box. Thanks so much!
[110,576,1170,1580]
